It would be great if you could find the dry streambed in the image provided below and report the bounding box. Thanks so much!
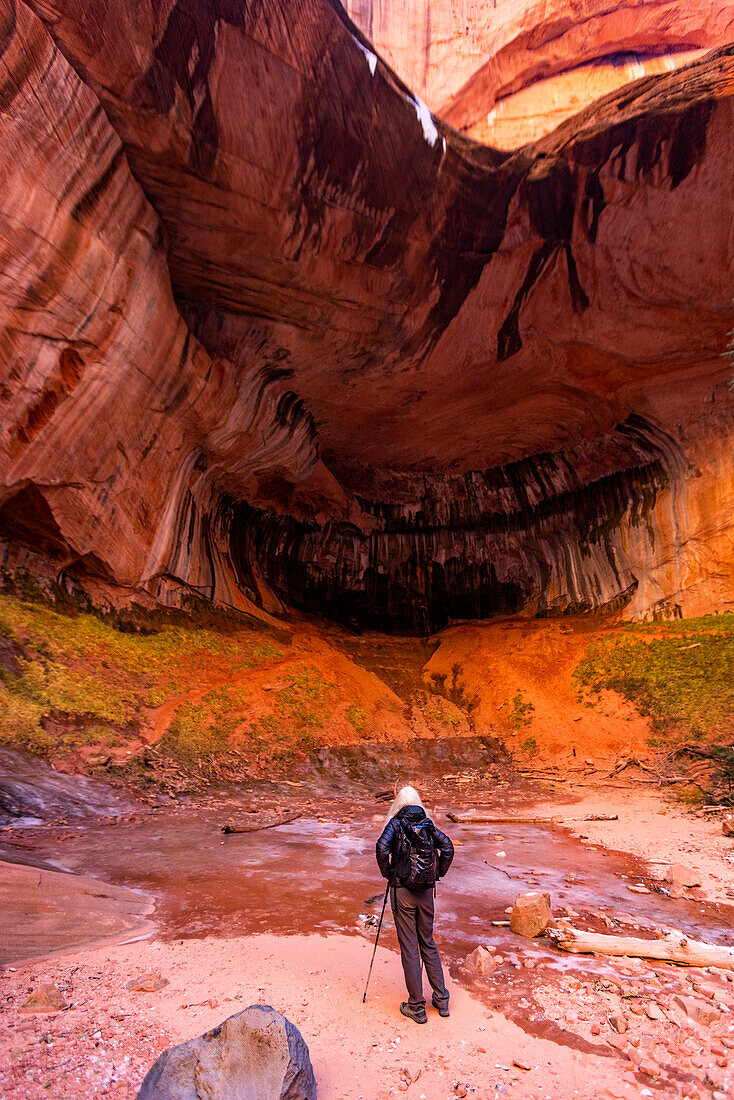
[2,787,734,1098]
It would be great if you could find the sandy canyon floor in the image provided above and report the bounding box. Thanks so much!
[2,778,734,1100]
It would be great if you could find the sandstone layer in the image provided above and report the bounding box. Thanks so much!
[0,0,732,632]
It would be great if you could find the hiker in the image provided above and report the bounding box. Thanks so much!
[375,785,454,1023]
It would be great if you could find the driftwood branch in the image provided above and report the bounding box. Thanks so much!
[483,861,514,878]
[612,757,658,777]
[519,772,568,783]
[548,925,734,970]
[221,813,301,834]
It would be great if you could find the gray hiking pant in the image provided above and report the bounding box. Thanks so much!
[391,885,449,1009]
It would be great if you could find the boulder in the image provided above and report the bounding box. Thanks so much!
[722,818,734,838]
[510,892,551,938]
[137,1005,316,1100]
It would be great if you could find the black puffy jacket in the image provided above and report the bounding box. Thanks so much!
[375,804,454,885]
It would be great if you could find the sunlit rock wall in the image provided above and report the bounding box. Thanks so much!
[345,0,734,147]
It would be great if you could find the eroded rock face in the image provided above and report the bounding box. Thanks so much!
[136,1006,317,1100]
[232,415,734,632]
[0,0,732,632]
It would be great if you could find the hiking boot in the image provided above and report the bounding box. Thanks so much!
[400,1001,427,1024]
[432,995,450,1018]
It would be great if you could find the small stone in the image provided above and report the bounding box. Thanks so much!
[673,994,719,1025]
[627,884,651,894]
[510,891,551,938]
[401,1063,421,1084]
[722,819,734,838]
[464,946,497,975]
[453,1084,468,1097]
[644,1003,666,1021]
[665,864,702,890]
[691,979,723,1001]
[19,984,67,1014]
[513,1059,531,1071]
[639,1060,659,1076]
[590,1023,601,1036]
[126,973,169,993]
[608,1014,628,1034]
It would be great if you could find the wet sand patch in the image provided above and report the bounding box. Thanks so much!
[0,860,154,965]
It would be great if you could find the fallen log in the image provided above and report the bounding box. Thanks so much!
[221,813,301,834]
[447,813,558,824]
[548,925,734,970]
[446,812,617,824]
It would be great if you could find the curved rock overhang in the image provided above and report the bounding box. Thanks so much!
[0,0,732,631]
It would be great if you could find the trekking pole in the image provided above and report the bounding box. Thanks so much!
[362,880,390,1003]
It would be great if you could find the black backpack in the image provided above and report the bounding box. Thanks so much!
[394,812,439,889]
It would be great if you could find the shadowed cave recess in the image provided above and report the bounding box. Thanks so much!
[229,416,687,633]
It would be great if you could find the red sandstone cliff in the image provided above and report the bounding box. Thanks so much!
[0,0,732,630]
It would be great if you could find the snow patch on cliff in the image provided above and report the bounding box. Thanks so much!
[408,93,439,147]
[352,35,377,76]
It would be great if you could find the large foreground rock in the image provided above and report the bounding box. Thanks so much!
[137,1005,317,1100]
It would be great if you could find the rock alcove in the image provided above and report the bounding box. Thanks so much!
[0,0,732,632]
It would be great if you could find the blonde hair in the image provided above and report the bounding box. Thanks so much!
[384,785,424,826]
